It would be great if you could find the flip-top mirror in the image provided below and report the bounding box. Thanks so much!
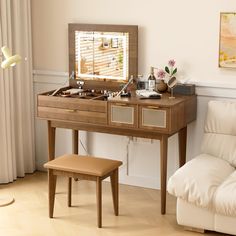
[69,24,138,90]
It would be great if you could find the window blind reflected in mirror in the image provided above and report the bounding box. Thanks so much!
[75,31,129,81]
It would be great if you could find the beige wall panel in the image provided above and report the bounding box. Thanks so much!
[32,0,236,85]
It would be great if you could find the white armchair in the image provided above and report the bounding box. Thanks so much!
[167,100,236,235]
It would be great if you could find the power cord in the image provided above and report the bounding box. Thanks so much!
[126,137,132,175]
[79,138,90,156]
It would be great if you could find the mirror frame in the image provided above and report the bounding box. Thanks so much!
[68,23,138,91]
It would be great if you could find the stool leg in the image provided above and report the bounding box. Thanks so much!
[96,177,102,228]
[48,169,57,218]
[68,177,72,207]
[110,169,119,216]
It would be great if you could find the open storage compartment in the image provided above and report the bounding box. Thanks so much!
[37,87,108,124]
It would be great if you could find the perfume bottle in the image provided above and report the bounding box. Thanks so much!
[148,67,156,91]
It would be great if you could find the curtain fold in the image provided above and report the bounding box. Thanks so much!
[0,0,35,183]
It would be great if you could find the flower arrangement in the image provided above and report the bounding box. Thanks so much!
[165,59,177,80]
[157,69,166,80]
[156,59,177,81]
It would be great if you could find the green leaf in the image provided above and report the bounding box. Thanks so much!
[171,68,177,75]
[165,66,170,74]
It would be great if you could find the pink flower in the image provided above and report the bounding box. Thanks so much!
[168,59,175,67]
[157,69,166,79]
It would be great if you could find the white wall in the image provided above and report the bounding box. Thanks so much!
[32,0,236,189]
[32,0,236,85]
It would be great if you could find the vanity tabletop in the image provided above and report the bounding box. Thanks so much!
[108,92,196,107]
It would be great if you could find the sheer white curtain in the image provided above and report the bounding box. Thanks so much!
[0,0,35,183]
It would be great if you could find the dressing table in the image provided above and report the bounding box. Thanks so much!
[37,23,197,215]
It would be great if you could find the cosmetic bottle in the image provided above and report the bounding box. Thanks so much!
[148,67,156,91]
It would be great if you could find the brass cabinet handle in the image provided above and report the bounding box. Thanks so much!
[146,106,160,109]
[65,109,77,113]
[113,103,127,106]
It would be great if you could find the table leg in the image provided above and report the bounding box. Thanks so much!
[47,121,56,161]
[178,126,187,167]
[160,135,168,215]
[72,130,79,154]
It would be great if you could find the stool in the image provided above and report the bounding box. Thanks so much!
[44,154,122,228]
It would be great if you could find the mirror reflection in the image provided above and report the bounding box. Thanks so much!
[75,31,129,81]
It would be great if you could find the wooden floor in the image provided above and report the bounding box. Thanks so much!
[0,172,224,236]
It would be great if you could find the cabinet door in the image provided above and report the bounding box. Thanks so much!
[109,103,137,128]
[139,105,169,131]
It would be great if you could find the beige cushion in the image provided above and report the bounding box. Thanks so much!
[44,154,122,177]
[202,100,236,167]
[202,133,236,167]
[214,170,236,217]
[167,154,234,210]
[204,100,236,136]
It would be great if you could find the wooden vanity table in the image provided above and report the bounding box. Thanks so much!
[37,23,197,214]
[37,90,197,214]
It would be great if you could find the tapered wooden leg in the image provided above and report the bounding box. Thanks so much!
[178,126,187,167]
[96,177,102,228]
[110,169,119,216]
[160,135,168,215]
[48,121,56,161]
[68,177,72,207]
[72,130,79,154]
[48,169,57,218]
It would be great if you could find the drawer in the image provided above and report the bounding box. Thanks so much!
[108,102,138,128]
[38,106,107,124]
[37,93,108,124]
[139,105,169,131]
[37,95,107,113]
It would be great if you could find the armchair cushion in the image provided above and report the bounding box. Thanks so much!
[201,134,236,167]
[204,101,236,136]
[202,101,236,167]
[214,170,236,217]
[167,154,234,210]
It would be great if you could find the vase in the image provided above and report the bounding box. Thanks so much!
[156,79,168,92]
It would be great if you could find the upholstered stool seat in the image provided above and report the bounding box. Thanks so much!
[44,154,123,228]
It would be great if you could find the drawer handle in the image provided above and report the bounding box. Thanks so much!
[146,106,160,109]
[113,103,127,106]
[66,109,77,113]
